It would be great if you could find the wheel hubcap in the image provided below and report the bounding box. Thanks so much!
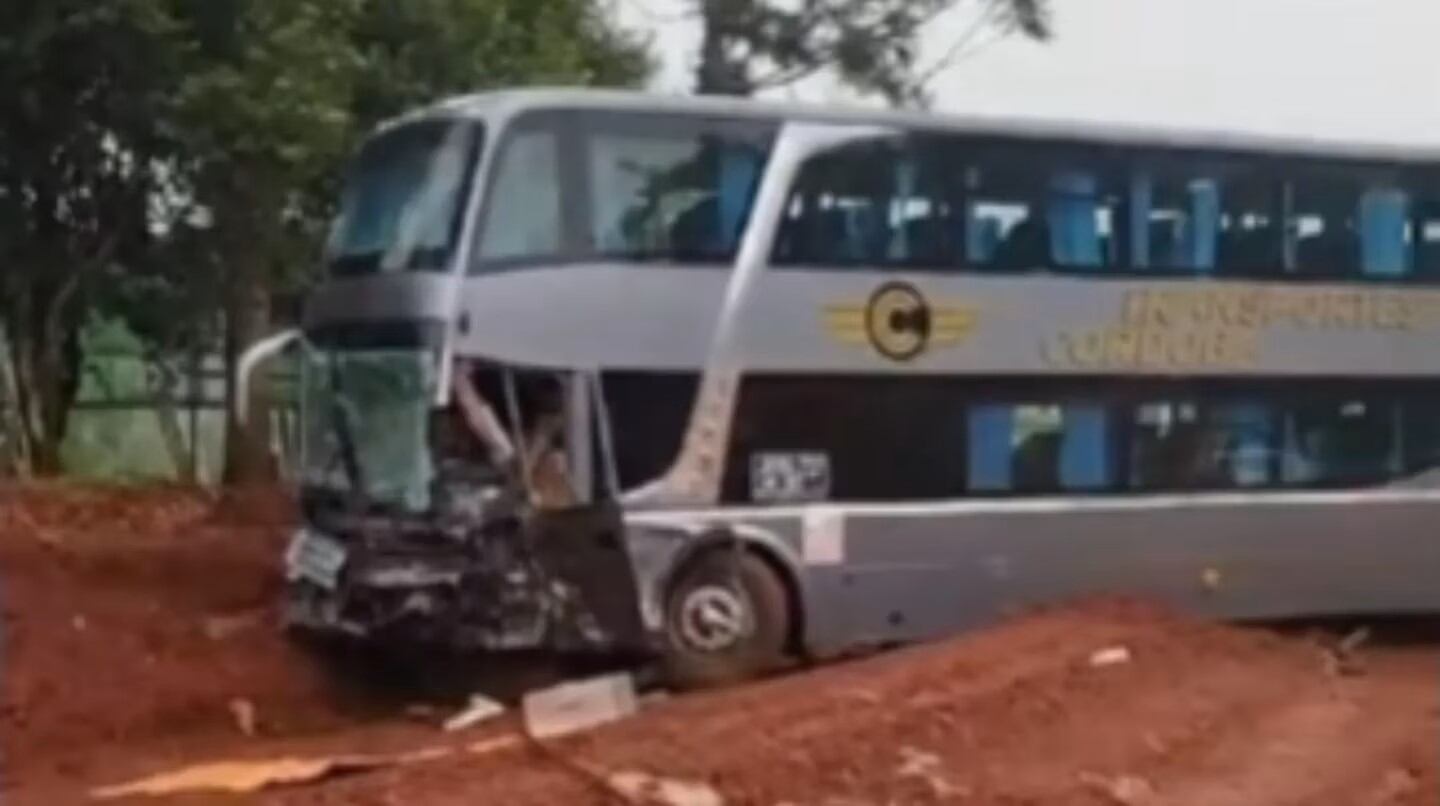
[677,584,751,653]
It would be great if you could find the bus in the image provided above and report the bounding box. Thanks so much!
[243,88,1440,687]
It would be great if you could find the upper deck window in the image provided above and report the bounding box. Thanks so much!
[774,140,946,267]
[774,132,1437,283]
[328,120,483,276]
[473,111,777,270]
[478,126,562,260]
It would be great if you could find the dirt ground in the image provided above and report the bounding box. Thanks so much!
[2,487,1437,805]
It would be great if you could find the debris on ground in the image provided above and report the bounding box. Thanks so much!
[522,672,639,740]
[229,698,259,737]
[1078,771,1156,805]
[443,694,507,732]
[1323,625,1374,677]
[1088,645,1133,668]
[895,746,968,799]
[90,755,393,800]
[87,739,520,800]
[608,770,725,806]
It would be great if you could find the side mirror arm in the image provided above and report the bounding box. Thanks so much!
[235,329,302,424]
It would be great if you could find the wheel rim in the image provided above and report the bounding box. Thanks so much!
[676,584,752,653]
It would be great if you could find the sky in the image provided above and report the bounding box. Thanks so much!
[612,0,1440,148]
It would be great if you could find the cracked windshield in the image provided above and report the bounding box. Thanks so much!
[300,345,437,511]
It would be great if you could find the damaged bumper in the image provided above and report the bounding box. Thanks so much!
[281,507,651,656]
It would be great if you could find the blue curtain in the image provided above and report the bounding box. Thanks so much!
[1185,179,1220,272]
[1129,175,1153,268]
[968,406,1014,492]
[1048,171,1102,267]
[716,147,761,252]
[1059,405,1112,489]
[889,157,918,261]
[1359,188,1411,277]
[967,216,1001,263]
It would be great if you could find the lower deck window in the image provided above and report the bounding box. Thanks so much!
[968,404,1114,493]
[721,376,1440,503]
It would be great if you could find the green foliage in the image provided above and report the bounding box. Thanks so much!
[694,0,1052,106]
[0,0,183,472]
[352,0,649,128]
[0,0,651,477]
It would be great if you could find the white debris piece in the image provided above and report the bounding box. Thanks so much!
[443,694,506,732]
[609,771,725,806]
[1078,772,1155,805]
[895,746,968,799]
[1088,646,1133,668]
[522,672,638,740]
[228,699,258,737]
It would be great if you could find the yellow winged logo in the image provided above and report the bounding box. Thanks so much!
[823,282,978,362]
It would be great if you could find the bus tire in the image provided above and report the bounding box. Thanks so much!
[661,549,791,689]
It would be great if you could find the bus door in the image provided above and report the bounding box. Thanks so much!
[517,370,648,653]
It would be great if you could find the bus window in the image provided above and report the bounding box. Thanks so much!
[1129,401,1205,490]
[1217,170,1284,277]
[774,140,952,268]
[1047,171,1111,269]
[329,120,483,276]
[967,404,1015,492]
[774,143,891,266]
[1402,398,1440,475]
[473,112,775,269]
[887,154,953,266]
[1357,186,1411,278]
[1129,173,1220,273]
[587,121,772,263]
[964,157,1117,272]
[966,164,1044,271]
[1286,175,1361,279]
[1129,400,1276,490]
[1282,398,1396,486]
[478,127,563,261]
[1206,402,1277,488]
[966,403,1114,493]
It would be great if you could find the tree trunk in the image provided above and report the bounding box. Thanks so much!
[4,279,84,477]
[148,354,197,485]
[222,257,275,485]
[0,331,31,478]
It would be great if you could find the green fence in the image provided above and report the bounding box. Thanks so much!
[2,322,298,485]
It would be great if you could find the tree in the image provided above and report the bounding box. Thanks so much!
[0,0,180,475]
[162,0,366,484]
[692,0,1051,106]
[350,0,649,129]
[0,0,648,481]
[175,0,649,484]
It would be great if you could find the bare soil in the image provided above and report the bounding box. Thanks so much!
[2,487,1436,806]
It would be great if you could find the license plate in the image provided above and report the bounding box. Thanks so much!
[286,530,348,590]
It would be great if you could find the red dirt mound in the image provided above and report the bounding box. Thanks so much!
[277,600,1439,806]
[0,486,352,787]
[2,486,1435,806]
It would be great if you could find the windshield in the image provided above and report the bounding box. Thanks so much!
[328,119,484,275]
[299,340,440,512]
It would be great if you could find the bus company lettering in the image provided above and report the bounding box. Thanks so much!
[1043,286,1440,370]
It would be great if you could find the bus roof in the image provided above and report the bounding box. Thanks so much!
[398,86,1440,167]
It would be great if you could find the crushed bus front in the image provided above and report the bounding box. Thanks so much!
[239,322,650,658]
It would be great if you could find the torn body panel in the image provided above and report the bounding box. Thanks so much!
[283,485,654,657]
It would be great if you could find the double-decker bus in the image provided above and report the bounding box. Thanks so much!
[244,88,1440,687]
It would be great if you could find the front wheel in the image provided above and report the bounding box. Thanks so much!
[661,549,791,689]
